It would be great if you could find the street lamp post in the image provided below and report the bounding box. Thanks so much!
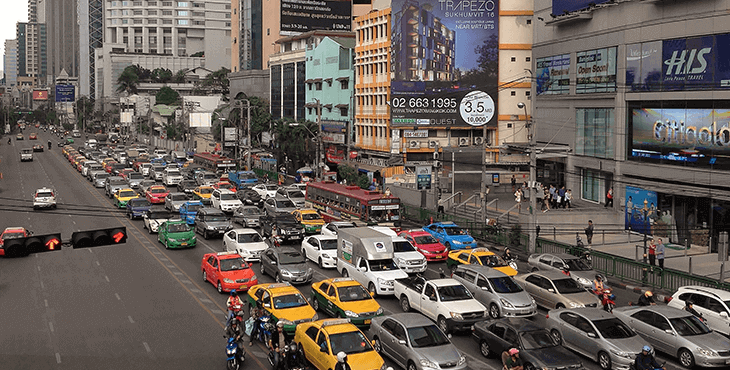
[313,98,322,179]
[518,101,537,254]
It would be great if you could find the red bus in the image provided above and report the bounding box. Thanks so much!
[304,181,401,226]
[193,152,235,172]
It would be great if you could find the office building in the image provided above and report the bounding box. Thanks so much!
[4,40,18,87]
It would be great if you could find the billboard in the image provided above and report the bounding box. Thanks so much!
[189,112,212,127]
[536,54,571,95]
[626,33,730,91]
[390,0,498,128]
[33,90,48,100]
[552,0,610,15]
[55,85,75,102]
[629,107,730,168]
[625,186,658,236]
[575,47,617,93]
[280,0,351,33]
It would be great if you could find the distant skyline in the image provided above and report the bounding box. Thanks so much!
[0,2,27,65]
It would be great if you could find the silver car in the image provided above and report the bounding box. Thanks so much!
[263,196,298,216]
[165,192,189,212]
[92,172,110,188]
[514,270,601,310]
[259,246,313,284]
[528,252,598,289]
[451,265,537,319]
[613,305,730,368]
[232,205,263,228]
[545,308,646,370]
[276,187,306,208]
[127,172,145,189]
[371,313,467,370]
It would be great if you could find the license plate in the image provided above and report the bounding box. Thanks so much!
[240,285,248,289]
[725,359,730,365]
[181,242,187,246]
[295,278,304,282]
[364,319,371,324]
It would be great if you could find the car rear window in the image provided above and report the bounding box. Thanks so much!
[36,192,54,198]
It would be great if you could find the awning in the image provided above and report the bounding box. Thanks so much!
[305,79,315,83]
[324,78,333,83]
[324,104,333,109]
[335,104,349,108]
[336,76,350,81]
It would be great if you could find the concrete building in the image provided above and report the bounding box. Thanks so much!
[16,22,47,88]
[532,0,730,250]
[43,0,80,86]
[4,40,18,87]
[78,0,104,98]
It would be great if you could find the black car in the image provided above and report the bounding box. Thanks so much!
[236,186,262,207]
[177,179,198,196]
[472,318,584,370]
[260,213,304,241]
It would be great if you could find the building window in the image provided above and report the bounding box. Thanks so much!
[525,91,531,96]
[340,80,348,89]
[177,1,189,7]
[148,10,157,15]
[134,10,143,15]
[307,83,312,90]
[147,0,156,5]
[526,19,531,24]
[163,1,173,6]
[511,57,516,62]
[510,91,516,96]
[575,108,614,159]
[193,20,204,25]
[581,168,603,203]
[315,82,322,90]
[163,10,172,15]
[340,107,348,116]
[526,57,531,62]
[177,10,188,16]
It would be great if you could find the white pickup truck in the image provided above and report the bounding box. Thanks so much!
[394,275,487,334]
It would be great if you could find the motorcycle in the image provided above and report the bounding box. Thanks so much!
[225,336,245,370]
[252,314,275,345]
[48,141,52,150]
[599,288,616,313]
[504,255,518,271]
[268,343,305,370]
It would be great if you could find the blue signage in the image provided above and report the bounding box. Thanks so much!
[625,186,658,236]
[552,0,609,15]
[55,85,75,102]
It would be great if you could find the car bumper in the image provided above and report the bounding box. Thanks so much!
[129,210,148,218]
[167,238,197,248]
[33,202,56,209]
[280,274,313,285]
[319,257,337,268]
[117,201,129,208]
[501,305,538,317]
[241,219,260,227]
[420,251,448,261]
[149,198,165,204]
[445,317,486,332]
[447,242,477,250]
[220,205,238,212]
[303,224,323,234]
[696,355,730,367]
[399,263,427,274]
[375,285,396,295]
[220,279,259,293]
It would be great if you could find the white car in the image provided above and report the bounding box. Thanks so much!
[143,210,175,233]
[223,228,268,262]
[139,163,152,177]
[33,188,57,209]
[251,183,278,199]
[81,161,99,177]
[300,235,338,269]
[667,285,730,337]
[162,168,183,186]
[153,148,168,158]
[289,183,307,197]
[370,226,427,274]
[320,221,357,237]
[211,189,243,213]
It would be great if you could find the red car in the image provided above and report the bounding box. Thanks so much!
[0,227,31,256]
[212,181,235,191]
[119,169,135,180]
[398,229,448,261]
[201,251,259,293]
[104,161,119,173]
[146,185,169,204]
[29,133,38,140]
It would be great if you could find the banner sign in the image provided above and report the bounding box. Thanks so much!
[416,165,432,190]
[55,85,75,102]
[320,120,346,133]
[625,186,658,236]
[552,0,610,14]
[403,130,428,138]
[626,33,730,91]
[630,107,730,168]
[280,0,351,33]
[224,127,237,141]
[390,0,498,128]
[321,132,345,144]
[536,54,571,95]
[576,47,617,93]
[33,90,48,100]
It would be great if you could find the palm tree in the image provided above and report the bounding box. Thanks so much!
[116,66,139,94]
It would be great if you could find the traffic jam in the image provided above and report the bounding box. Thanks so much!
[7,136,730,370]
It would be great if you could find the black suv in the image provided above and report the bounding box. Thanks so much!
[260,213,305,241]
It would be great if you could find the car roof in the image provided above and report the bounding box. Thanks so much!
[426,278,466,287]
[231,228,260,234]
[325,277,362,287]
[618,305,697,319]
[328,221,356,227]
[318,319,360,335]
[428,222,459,227]
[528,270,574,280]
[456,264,510,278]
[541,252,580,260]
[384,312,437,327]
[258,282,299,295]
[677,285,730,299]
[271,246,300,255]
[308,235,337,241]
[483,317,544,332]
[554,307,617,320]
[402,229,430,236]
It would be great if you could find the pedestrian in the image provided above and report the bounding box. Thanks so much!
[514,188,522,213]
[542,189,550,213]
[656,238,665,269]
[549,185,557,209]
[558,186,566,208]
[626,196,634,227]
[584,220,594,247]
[511,175,517,192]
[565,189,572,209]
[647,238,657,266]
[605,187,614,208]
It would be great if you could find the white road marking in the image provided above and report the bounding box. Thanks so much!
[96,261,100,266]
[115,293,121,300]
[44,299,48,307]
[56,353,61,364]
[40,281,45,290]
[37,266,41,271]
[48,322,54,332]
[128,316,135,323]
[143,342,151,353]
[104,275,110,282]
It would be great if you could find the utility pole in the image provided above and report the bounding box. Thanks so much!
[481,124,488,222]
[433,142,440,211]
[519,101,537,254]
[235,99,252,170]
[313,98,322,179]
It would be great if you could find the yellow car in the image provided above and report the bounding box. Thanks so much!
[295,318,384,370]
[193,186,214,200]
[101,157,116,168]
[246,282,317,335]
[292,209,325,234]
[310,278,383,328]
[114,188,140,208]
[446,247,518,276]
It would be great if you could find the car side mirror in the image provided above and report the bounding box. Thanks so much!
[264,303,271,308]
[398,340,406,345]
[664,329,674,335]
[548,289,555,293]
[359,266,367,273]
[481,286,489,291]
[587,332,596,338]
[720,312,728,318]
[270,261,277,265]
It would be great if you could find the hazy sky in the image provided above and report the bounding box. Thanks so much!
[0,2,27,65]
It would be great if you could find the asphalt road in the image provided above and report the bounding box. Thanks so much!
[0,131,686,370]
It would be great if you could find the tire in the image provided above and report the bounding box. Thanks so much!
[400,296,411,312]
[165,239,170,249]
[550,329,562,345]
[301,248,307,259]
[373,337,382,354]
[260,262,266,276]
[341,269,348,278]
[489,303,500,319]
[202,270,207,282]
[318,258,324,269]
[312,298,319,311]
[524,362,536,370]
[368,283,377,297]
[128,212,133,219]
[556,303,566,309]
[407,361,417,370]
[437,316,449,334]
[445,242,451,250]
[479,340,492,358]
[203,230,210,240]
[275,273,282,283]
[598,351,612,370]
[531,267,539,272]
[217,281,223,294]
[678,348,695,368]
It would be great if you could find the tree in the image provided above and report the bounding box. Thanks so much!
[156,86,181,106]
[338,164,371,189]
[116,65,139,94]
[173,69,187,83]
[202,67,230,95]
[190,51,204,58]
[76,96,95,131]
[152,68,173,83]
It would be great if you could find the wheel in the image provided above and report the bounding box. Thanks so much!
[148,225,153,234]
[368,283,377,297]
[479,340,492,358]
[165,239,170,249]
[341,269,348,278]
[531,267,539,272]
[556,303,565,309]
[217,281,223,294]
[312,298,319,311]
[128,212,133,219]
[275,273,282,283]
[260,261,266,276]
[202,270,207,282]
[373,337,382,354]
[524,362,536,370]
[678,348,695,368]
[445,242,451,250]
[598,351,612,370]
[318,258,324,269]
[400,296,411,312]
[489,303,500,319]
[203,230,210,240]
[407,361,417,370]
[550,329,562,345]
[301,248,307,259]
[437,316,449,334]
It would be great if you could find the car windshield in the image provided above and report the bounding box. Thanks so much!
[520,330,558,350]
[150,188,167,194]
[167,171,181,176]
[129,173,144,180]
[670,315,712,336]
[320,239,338,250]
[2,231,25,239]
[477,254,507,267]
[200,188,213,194]
[413,235,438,244]
[276,216,299,225]
[171,194,187,201]
[167,223,190,233]
[276,200,295,208]
[205,215,228,222]
[489,276,524,293]
[242,208,262,216]
[265,185,278,191]
[444,227,467,236]
[408,325,450,348]
[393,241,416,252]
[438,284,473,302]
[220,193,237,201]
[301,213,321,221]
[592,318,636,339]
[552,278,586,294]
[110,179,127,185]
[337,285,372,302]
[220,257,249,272]
[203,173,217,180]
[186,204,202,212]
[272,293,308,309]
[119,190,137,198]
[329,331,374,355]
[96,173,110,179]
[288,190,304,199]
[279,251,306,265]
[36,192,53,198]
[182,180,196,187]
[237,233,263,243]
[369,259,398,272]
[565,258,592,271]
[21,148,32,153]
[129,199,151,207]
[148,211,171,219]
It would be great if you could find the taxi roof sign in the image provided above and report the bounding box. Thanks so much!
[266,282,292,289]
[217,251,239,256]
[331,277,355,283]
[469,248,490,254]
[321,318,351,327]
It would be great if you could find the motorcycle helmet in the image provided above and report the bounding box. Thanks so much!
[508,348,519,356]
[642,345,651,352]
[289,343,297,352]
[595,274,602,281]
[230,289,237,296]
[337,352,347,363]
[277,321,285,328]
[645,291,653,297]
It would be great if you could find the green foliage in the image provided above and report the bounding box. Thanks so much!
[190,51,204,58]
[116,65,139,94]
[156,86,181,106]
[356,175,371,190]
[174,69,187,83]
[337,165,371,189]
[202,67,230,95]
[152,68,173,83]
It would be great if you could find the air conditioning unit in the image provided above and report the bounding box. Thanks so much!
[428,140,438,149]
[409,140,421,149]
[458,137,469,147]
[473,137,484,146]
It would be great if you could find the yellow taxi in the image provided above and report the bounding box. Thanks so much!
[62,146,74,155]
[101,157,116,168]
[192,186,214,201]
[292,209,325,234]
[446,247,518,276]
[246,282,317,335]
[114,188,140,208]
[295,318,384,370]
[310,278,383,328]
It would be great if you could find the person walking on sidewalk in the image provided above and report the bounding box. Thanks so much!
[558,186,566,208]
[584,220,594,247]
[514,188,522,213]
[565,189,572,209]
[511,175,516,193]
[648,238,657,267]
[656,238,665,269]
[605,187,614,208]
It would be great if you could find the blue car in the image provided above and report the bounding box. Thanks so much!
[422,221,477,250]
[127,198,152,219]
[180,200,204,225]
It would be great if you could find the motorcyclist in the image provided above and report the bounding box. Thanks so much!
[501,348,523,370]
[225,316,245,363]
[8,137,11,144]
[600,288,615,313]
[503,248,515,262]
[226,290,243,327]
[561,265,571,277]
[683,300,703,321]
[592,274,606,294]
[634,345,665,370]
[248,301,264,346]
[269,321,290,370]
[637,291,656,306]
[48,140,52,149]
[335,352,352,370]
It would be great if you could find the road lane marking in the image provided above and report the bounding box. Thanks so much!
[128,316,135,323]
[143,342,151,353]
[96,261,100,266]
[104,275,110,282]
[37,266,41,271]
[115,293,121,300]
[40,281,45,290]
[44,299,48,307]
[48,322,54,332]
[56,353,61,364]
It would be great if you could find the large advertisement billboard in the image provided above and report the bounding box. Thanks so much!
[55,85,75,102]
[576,47,617,93]
[33,90,48,100]
[552,0,610,14]
[390,0,498,128]
[625,186,658,236]
[536,54,570,95]
[626,33,730,91]
[630,107,730,168]
[280,0,351,33]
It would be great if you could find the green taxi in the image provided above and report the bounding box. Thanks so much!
[158,220,197,249]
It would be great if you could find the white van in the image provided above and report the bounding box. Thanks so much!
[369,226,427,274]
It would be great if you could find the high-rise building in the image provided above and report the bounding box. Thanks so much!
[44,0,80,85]
[16,22,47,87]
[4,40,18,87]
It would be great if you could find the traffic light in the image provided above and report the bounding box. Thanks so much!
[71,227,127,249]
[2,233,62,257]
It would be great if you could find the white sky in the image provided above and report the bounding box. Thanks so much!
[0,2,27,65]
